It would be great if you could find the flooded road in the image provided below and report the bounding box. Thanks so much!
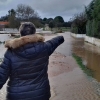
[0,32,100,100]
[0,32,100,82]
[57,32,100,82]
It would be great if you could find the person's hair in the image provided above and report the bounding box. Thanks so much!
[19,22,36,36]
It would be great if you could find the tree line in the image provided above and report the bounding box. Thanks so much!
[0,4,72,29]
[85,0,100,38]
[71,0,100,39]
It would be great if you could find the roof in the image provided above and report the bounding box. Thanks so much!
[0,21,9,25]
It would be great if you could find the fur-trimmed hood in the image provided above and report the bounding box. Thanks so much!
[5,34,45,49]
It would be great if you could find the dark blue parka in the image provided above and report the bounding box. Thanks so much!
[0,35,64,100]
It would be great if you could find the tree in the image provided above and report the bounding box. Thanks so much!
[30,17,43,28]
[92,0,100,19]
[0,15,9,21]
[71,12,87,34]
[85,0,95,20]
[16,4,39,21]
[54,16,64,23]
[8,9,20,29]
[43,18,48,22]
[54,16,64,28]
[42,18,48,25]
[49,21,55,31]
[8,9,16,28]
[42,18,53,25]
[47,18,53,24]
[85,0,100,38]
[63,22,72,27]
[8,9,16,16]
[16,4,42,27]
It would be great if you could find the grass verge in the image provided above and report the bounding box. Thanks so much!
[72,53,93,77]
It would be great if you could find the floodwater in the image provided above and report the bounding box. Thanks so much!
[57,32,100,82]
[1,32,100,82]
[72,40,100,82]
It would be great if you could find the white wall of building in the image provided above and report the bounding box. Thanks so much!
[85,36,100,47]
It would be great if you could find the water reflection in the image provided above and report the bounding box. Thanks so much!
[71,37,100,82]
[0,32,100,82]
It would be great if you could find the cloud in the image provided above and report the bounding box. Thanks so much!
[0,0,7,2]
[0,0,12,9]
[0,0,92,21]
[28,0,92,20]
[0,0,11,4]
[0,0,6,5]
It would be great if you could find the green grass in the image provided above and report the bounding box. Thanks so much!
[37,33,44,35]
[72,53,93,77]
[61,27,71,32]
[51,27,71,33]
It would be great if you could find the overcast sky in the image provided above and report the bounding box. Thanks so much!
[0,0,92,21]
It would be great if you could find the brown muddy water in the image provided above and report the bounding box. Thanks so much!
[0,32,100,82]
[70,34,100,82]
[56,32,100,82]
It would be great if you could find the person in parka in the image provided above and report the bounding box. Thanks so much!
[0,22,64,100]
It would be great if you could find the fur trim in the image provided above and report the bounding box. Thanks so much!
[5,34,45,49]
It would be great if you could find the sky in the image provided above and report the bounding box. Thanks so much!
[0,0,92,21]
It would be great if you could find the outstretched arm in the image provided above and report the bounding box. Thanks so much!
[0,50,11,89]
[45,36,64,56]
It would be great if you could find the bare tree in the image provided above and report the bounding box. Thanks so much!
[25,6,34,20]
[16,4,39,21]
[16,4,43,27]
[16,4,25,20]
[71,12,87,34]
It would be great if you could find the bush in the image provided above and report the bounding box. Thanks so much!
[71,26,78,34]
[85,0,100,38]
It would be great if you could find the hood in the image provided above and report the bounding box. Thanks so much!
[5,34,45,49]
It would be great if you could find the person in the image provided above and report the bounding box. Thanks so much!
[0,22,64,100]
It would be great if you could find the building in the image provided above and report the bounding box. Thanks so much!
[0,21,9,31]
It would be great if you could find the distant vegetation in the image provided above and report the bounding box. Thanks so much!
[0,4,72,31]
[71,12,87,34]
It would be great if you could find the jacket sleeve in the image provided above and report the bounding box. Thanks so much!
[0,49,11,89]
[45,36,64,56]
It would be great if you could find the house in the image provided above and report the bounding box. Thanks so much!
[0,21,9,31]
